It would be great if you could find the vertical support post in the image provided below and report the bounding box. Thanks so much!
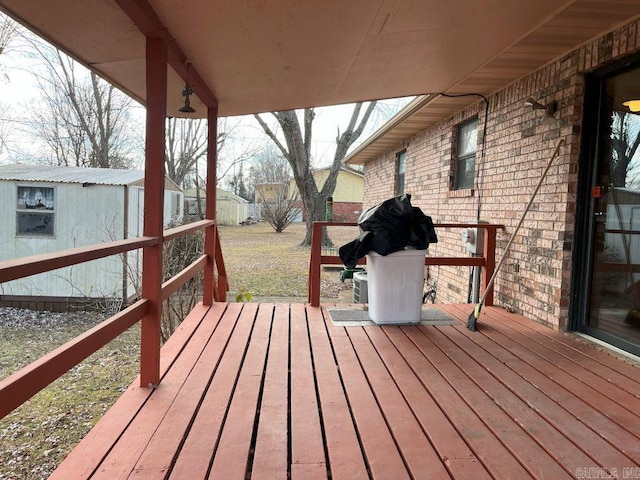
[214,228,228,301]
[308,221,323,306]
[482,226,497,306]
[203,106,218,306]
[140,37,167,387]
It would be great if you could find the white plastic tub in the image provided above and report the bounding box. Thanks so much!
[366,247,427,324]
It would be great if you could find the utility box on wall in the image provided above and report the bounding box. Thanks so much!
[461,227,484,255]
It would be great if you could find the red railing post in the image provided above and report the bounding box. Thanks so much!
[214,225,228,301]
[481,226,497,306]
[203,106,218,306]
[140,37,167,388]
[308,222,323,306]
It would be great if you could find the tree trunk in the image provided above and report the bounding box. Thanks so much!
[302,194,328,246]
[255,101,376,247]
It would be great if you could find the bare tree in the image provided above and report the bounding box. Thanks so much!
[227,160,251,200]
[165,117,208,188]
[249,145,292,185]
[611,110,640,187]
[0,14,19,155]
[257,185,301,233]
[255,102,376,245]
[0,13,17,57]
[25,40,138,168]
[161,218,204,341]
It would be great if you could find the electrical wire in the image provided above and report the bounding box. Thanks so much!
[440,92,490,303]
[440,92,489,222]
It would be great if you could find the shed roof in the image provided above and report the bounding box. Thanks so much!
[0,164,146,186]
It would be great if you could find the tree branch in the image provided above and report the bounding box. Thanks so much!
[254,114,290,161]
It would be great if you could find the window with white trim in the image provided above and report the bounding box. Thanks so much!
[16,186,55,237]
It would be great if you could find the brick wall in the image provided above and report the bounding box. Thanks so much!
[299,201,363,222]
[333,201,362,222]
[363,17,640,330]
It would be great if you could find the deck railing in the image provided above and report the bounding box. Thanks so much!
[0,219,227,420]
[308,221,504,307]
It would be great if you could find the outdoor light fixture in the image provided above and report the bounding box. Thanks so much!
[178,61,196,114]
[524,97,558,125]
[623,100,640,112]
[178,84,196,113]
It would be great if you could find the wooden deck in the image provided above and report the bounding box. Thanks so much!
[51,302,640,479]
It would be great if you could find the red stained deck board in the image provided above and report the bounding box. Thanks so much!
[461,307,640,437]
[291,463,328,479]
[207,303,272,480]
[408,326,571,478]
[444,304,640,464]
[322,313,412,479]
[168,303,260,479]
[383,326,535,480]
[486,306,640,396]
[485,308,640,412]
[346,325,452,479]
[91,304,242,480]
[158,303,220,374]
[306,305,368,480]
[288,304,327,476]
[49,302,217,480]
[49,378,150,480]
[423,325,614,473]
[366,325,492,480]
[250,304,290,479]
[481,305,640,386]
[127,303,247,478]
[440,323,639,469]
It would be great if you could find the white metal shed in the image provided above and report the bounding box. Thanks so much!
[0,164,182,310]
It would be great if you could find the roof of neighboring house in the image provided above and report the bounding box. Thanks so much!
[184,187,249,204]
[254,182,289,187]
[0,164,142,186]
[311,166,364,178]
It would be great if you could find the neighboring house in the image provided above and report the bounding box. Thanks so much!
[254,182,291,221]
[344,18,640,356]
[254,182,288,204]
[288,166,364,222]
[184,187,251,226]
[0,164,182,310]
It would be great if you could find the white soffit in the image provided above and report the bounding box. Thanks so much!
[0,0,639,120]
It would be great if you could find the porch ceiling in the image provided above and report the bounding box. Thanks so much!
[0,1,639,120]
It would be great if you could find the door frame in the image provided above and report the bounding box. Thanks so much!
[569,54,640,357]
